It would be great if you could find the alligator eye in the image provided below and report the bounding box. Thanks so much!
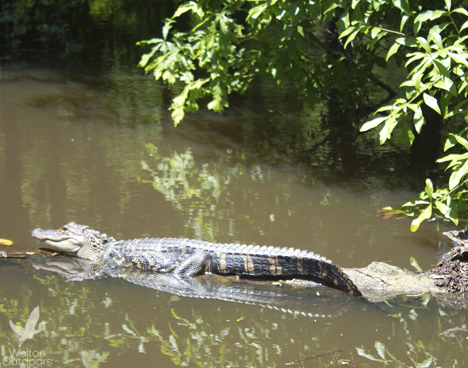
[60,226,68,233]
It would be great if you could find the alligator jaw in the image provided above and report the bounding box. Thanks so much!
[31,228,82,254]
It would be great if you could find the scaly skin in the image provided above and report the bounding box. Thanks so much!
[31,222,363,297]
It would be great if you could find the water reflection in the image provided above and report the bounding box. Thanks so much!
[0,256,466,367]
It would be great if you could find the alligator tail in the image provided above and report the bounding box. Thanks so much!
[206,245,363,297]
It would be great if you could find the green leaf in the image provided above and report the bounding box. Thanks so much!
[432,59,450,77]
[396,37,418,47]
[360,116,387,131]
[247,3,267,21]
[410,257,423,272]
[413,106,426,134]
[452,8,468,17]
[460,20,468,33]
[414,11,433,24]
[405,52,425,67]
[425,178,433,199]
[449,159,468,189]
[386,43,401,61]
[356,347,387,363]
[439,309,449,316]
[431,10,448,20]
[371,27,382,39]
[401,118,415,146]
[393,0,410,13]
[448,52,468,67]
[400,13,414,32]
[339,25,357,39]
[173,2,203,19]
[417,37,430,52]
[437,152,468,163]
[207,84,229,113]
[423,93,441,115]
[351,0,360,9]
[162,19,175,40]
[430,32,443,49]
[374,341,386,360]
[410,205,432,232]
[453,134,468,151]
[344,27,363,48]
[434,76,455,95]
[138,47,159,67]
[379,117,397,144]
[444,134,458,151]
[445,0,451,11]
[444,129,468,151]
[403,200,430,207]
[409,308,418,321]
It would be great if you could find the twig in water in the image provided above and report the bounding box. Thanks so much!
[285,349,343,365]
[324,350,340,367]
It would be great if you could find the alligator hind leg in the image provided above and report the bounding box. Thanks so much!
[173,251,208,278]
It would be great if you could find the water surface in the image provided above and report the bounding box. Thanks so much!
[0,67,465,367]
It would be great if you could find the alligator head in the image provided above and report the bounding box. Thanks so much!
[31,222,112,261]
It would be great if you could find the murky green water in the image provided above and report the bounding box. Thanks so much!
[0,67,466,367]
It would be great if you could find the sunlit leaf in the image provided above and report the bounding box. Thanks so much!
[413,106,425,134]
[396,37,418,47]
[452,7,468,16]
[453,134,468,151]
[0,239,13,246]
[417,37,431,52]
[449,160,468,189]
[416,357,436,368]
[448,52,468,66]
[246,3,267,21]
[162,19,175,40]
[409,257,423,272]
[421,294,431,306]
[344,27,363,48]
[410,205,431,232]
[431,10,448,20]
[437,152,468,163]
[400,13,414,32]
[460,20,468,33]
[414,11,433,24]
[439,309,449,316]
[374,341,386,360]
[405,52,426,67]
[409,308,418,320]
[379,117,397,144]
[425,179,433,199]
[371,27,381,39]
[429,30,443,49]
[445,0,451,11]
[402,200,430,207]
[356,347,387,362]
[386,43,401,61]
[360,116,387,131]
[423,93,441,115]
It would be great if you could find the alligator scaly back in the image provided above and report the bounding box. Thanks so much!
[31,223,363,297]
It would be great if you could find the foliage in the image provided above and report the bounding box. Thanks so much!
[137,0,398,125]
[139,0,468,231]
[0,0,84,58]
[351,0,468,231]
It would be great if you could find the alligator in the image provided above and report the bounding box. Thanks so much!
[30,223,468,305]
[31,222,363,297]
